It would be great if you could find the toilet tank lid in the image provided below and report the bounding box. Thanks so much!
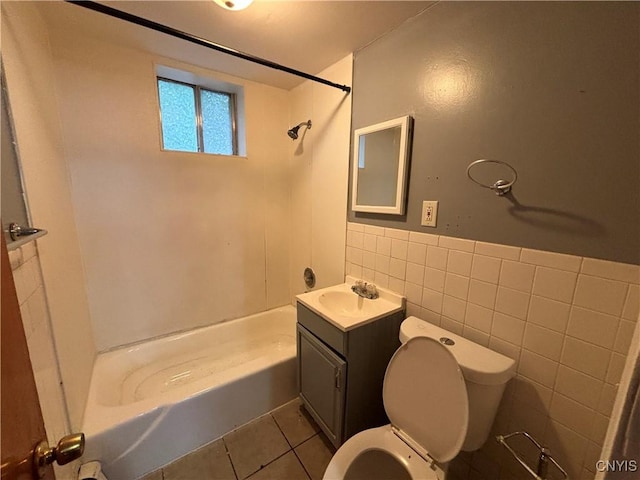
[400,317,516,385]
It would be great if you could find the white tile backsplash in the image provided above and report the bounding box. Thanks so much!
[345,223,639,479]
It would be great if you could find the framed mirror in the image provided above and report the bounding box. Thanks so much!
[351,115,413,215]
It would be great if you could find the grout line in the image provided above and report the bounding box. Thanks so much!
[222,437,240,480]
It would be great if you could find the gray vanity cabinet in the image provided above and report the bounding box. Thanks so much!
[296,302,404,448]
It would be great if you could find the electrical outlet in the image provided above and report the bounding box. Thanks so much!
[421,201,438,227]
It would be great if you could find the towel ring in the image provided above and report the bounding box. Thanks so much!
[467,159,518,196]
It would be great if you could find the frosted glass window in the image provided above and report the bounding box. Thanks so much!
[201,90,234,155]
[157,77,237,155]
[157,79,198,152]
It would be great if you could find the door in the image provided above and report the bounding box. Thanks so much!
[297,324,346,448]
[1,234,55,480]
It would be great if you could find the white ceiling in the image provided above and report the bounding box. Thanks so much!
[36,0,433,91]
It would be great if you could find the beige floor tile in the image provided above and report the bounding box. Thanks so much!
[294,433,336,480]
[162,438,236,480]
[246,452,310,480]
[272,398,320,447]
[224,414,290,479]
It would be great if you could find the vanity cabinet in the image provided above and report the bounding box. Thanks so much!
[296,302,404,448]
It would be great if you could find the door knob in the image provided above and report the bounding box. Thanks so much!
[33,433,85,478]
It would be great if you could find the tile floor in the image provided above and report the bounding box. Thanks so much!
[140,398,335,480]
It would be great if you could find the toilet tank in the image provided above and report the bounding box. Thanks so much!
[399,317,516,451]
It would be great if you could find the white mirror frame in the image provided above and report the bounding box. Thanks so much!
[351,115,413,215]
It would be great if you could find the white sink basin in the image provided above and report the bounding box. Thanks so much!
[296,276,405,331]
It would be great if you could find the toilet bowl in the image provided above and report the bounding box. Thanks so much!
[323,316,516,480]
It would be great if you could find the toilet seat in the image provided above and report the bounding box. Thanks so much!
[322,425,444,480]
[383,336,469,463]
[323,337,469,480]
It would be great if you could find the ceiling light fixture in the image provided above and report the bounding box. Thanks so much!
[213,0,253,11]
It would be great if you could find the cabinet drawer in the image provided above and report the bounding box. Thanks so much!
[297,303,347,356]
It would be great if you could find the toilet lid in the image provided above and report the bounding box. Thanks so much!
[383,336,469,463]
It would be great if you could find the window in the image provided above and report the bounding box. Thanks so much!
[157,77,237,156]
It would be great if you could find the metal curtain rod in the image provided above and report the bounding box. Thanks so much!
[64,0,352,94]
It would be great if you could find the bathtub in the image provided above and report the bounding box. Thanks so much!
[81,305,297,479]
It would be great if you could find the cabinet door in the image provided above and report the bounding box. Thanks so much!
[297,324,346,447]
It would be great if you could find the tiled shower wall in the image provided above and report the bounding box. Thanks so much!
[345,222,639,479]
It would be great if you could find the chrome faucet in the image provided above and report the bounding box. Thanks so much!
[351,280,379,299]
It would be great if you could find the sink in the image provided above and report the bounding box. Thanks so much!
[296,276,405,331]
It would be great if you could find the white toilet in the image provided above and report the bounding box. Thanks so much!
[323,316,516,480]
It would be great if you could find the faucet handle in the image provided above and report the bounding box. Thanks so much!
[365,283,379,298]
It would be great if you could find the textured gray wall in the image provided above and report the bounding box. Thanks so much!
[349,2,639,265]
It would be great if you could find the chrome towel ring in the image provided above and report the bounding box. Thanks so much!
[467,159,518,196]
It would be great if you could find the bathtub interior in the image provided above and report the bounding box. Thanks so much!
[81,306,298,479]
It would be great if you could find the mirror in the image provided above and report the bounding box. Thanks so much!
[351,115,413,215]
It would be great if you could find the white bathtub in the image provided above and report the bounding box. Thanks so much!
[82,305,297,479]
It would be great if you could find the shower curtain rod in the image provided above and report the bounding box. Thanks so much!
[64,0,352,94]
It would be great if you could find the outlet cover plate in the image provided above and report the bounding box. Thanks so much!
[421,201,438,227]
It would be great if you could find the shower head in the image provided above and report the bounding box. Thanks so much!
[287,120,312,140]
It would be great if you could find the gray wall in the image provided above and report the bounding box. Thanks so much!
[349,1,639,265]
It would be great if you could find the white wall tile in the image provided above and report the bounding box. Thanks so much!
[521,248,582,272]
[606,353,626,385]
[409,231,439,245]
[388,277,405,296]
[389,258,406,280]
[385,228,409,240]
[350,264,362,278]
[349,231,364,249]
[347,222,364,232]
[470,254,501,284]
[495,286,530,320]
[404,282,423,306]
[423,267,445,292]
[426,246,448,271]
[549,393,594,438]
[488,337,521,365]
[363,233,377,252]
[464,303,493,333]
[622,284,639,321]
[527,295,571,333]
[374,271,389,288]
[467,279,497,309]
[362,268,375,282]
[440,316,463,335]
[391,239,408,260]
[406,301,421,318]
[439,235,474,253]
[492,311,525,345]
[364,225,385,236]
[500,260,535,293]
[532,267,577,303]
[362,251,376,269]
[554,365,603,410]
[376,236,392,256]
[573,274,628,316]
[598,383,618,416]
[375,254,390,275]
[21,242,37,261]
[442,295,466,322]
[581,258,640,284]
[9,248,24,270]
[566,306,619,349]
[419,308,442,327]
[447,250,473,276]
[444,273,469,300]
[462,326,490,347]
[518,349,558,388]
[523,323,564,361]
[422,288,443,314]
[561,337,610,380]
[405,262,425,286]
[475,241,520,260]
[614,320,636,355]
[351,248,363,266]
[407,242,427,265]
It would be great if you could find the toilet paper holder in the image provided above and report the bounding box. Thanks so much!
[496,431,568,480]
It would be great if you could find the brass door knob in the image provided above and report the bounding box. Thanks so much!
[33,433,84,478]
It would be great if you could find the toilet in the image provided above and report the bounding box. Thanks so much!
[323,316,516,480]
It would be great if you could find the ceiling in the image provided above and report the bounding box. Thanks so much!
[36,1,433,91]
